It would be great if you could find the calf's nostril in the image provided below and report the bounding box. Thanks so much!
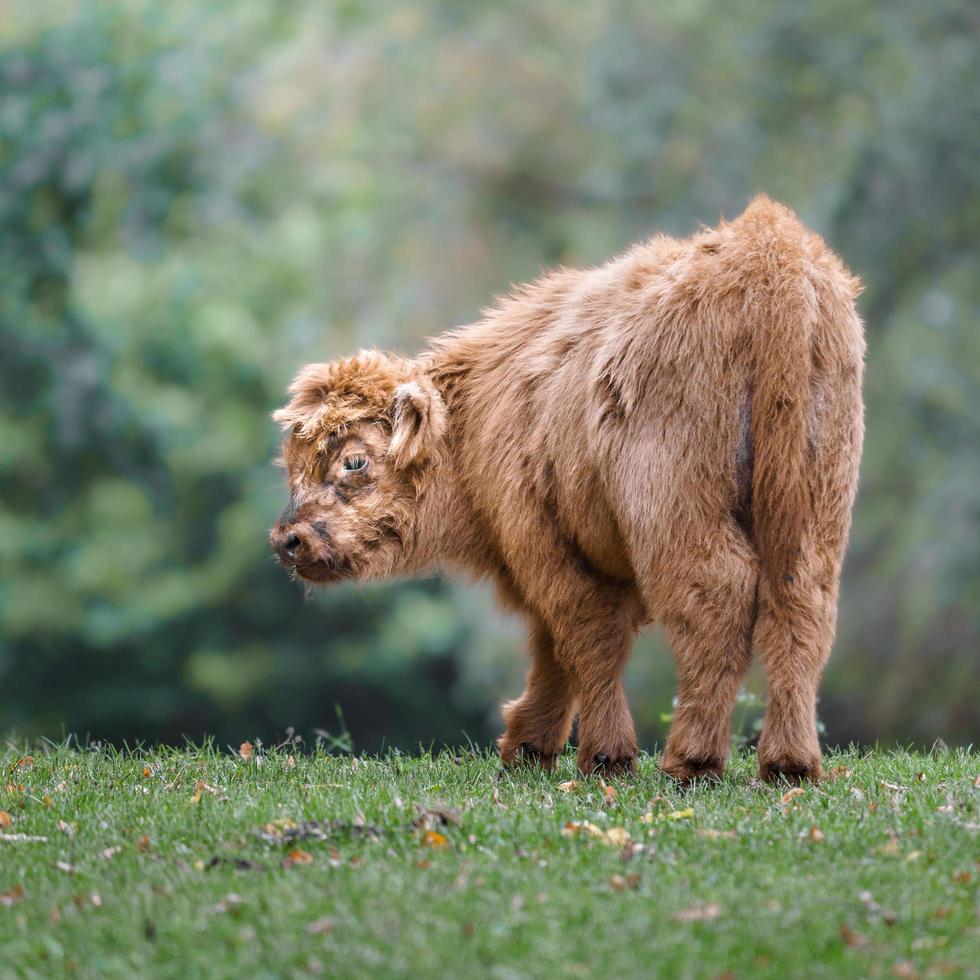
[283,533,302,559]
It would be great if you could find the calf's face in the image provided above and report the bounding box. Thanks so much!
[270,354,445,584]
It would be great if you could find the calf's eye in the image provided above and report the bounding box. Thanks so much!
[342,455,368,473]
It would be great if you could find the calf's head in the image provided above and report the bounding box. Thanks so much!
[270,351,446,583]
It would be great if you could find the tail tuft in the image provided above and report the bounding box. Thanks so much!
[730,199,818,593]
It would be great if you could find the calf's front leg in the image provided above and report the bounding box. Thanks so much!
[498,617,576,770]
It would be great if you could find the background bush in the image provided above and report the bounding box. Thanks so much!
[1,0,977,750]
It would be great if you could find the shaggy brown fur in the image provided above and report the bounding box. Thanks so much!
[271,196,865,782]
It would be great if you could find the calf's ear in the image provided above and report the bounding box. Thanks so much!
[388,377,446,468]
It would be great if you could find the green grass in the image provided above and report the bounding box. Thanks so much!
[0,744,977,979]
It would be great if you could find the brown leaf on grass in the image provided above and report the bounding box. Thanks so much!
[136,835,152,853]
[560,821,629,846]
[308,917,333,934]
[142,767,152,779]
[915,772,927,783]
[413,803,461,830]
[891,961,918,978]
[189,780,222,804]
[603,783,618,805]
[0,884,24,906]
[808,826,826,843]
[839,924,869,948]
[780,787,805,806]
[604,827,630,847]
[205,856,264,872]
[15,757,34,770]
[674,902,721,922]
[54,861,76,874]
[43,796,53,809]
[953,870,972,884]
[239,742,254,762]
[283,849,313,868]
[257,817,381,845]
[973,774,980,788]
[0,811,11,829]
[557,780,579,793]
[71,893,102,910]
[699,828,738,841]
[421,830,449,849]
[56,820,75,837]
[879,780,907,793]
[828,766,853,781]
[609,873,641,892]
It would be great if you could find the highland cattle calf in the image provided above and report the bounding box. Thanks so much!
[271,196,865,782]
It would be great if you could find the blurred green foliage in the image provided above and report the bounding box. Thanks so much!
[1,0,977,750]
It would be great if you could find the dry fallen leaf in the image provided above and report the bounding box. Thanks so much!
[973,774,980,788]
[698,828,738,840]
[674,903,721,922]
[284,755,296,771]
[603,784,618,804]
[879,780,907,793]
[0,811,12,829]
[421,830,449,849]
[189,780,221,804]
[0,884,25,906]
[100,846,122,860]
[56,820,75,837]
[891,961,918,978]
[839,923,869,948]
[16,757,34,770]
[42,796,53,809]
[136,835,152,853]
[609,873,641,892]
[604,827,630,847]
[557,780,579,793]
[667,808,694,821]
[828,766,853,781]
[283,848,313,867]
[808,826,826,843]
[239,742,254,762]
[308,917,333,934]
[780,787,805,806]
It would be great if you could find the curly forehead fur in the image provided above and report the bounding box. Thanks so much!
[272,350,409,448]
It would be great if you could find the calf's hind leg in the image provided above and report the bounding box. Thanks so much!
[658,530,759,783]
[753,572,836,782]
[498,617,576,770]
